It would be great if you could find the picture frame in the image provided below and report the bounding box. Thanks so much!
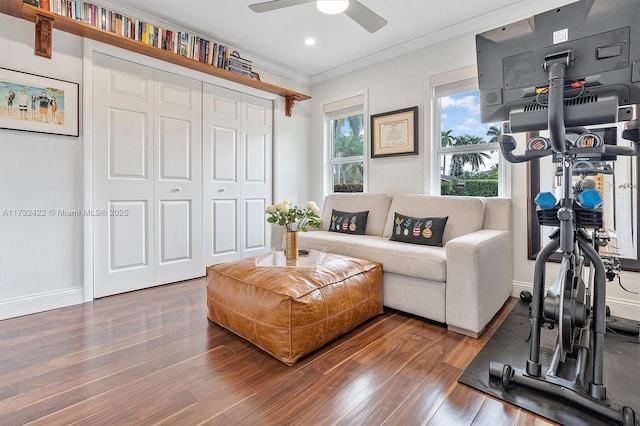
[0,68,79,137]
[370,106,418,158]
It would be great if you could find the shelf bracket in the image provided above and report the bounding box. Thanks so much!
[35,13,53,58]
[285,96,296,117]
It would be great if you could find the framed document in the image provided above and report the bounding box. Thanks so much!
[370,106,418,158]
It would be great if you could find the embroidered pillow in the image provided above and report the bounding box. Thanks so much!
[329,210,369,235]
[389,212,448,246]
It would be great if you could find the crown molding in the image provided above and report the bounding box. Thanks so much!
[309,0,573,85]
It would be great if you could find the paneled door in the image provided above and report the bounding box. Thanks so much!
[153,70,203,284]
[202,84,272,265]
[93,53,202,298]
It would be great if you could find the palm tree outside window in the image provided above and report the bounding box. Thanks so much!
[331,114,364,192]
[435,86,502,197]
[324,93,366,193]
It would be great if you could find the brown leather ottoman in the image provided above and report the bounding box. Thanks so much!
[206,252,383,365]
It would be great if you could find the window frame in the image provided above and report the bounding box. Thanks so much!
[429,66,510,197]
[322,92,368,195]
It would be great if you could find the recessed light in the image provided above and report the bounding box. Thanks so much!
[305,38,316,46]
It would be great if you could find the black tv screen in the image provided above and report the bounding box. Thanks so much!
[476,0,640,131]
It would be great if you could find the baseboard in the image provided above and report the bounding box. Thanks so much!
[0,287,84,320]
[512,281,640,322]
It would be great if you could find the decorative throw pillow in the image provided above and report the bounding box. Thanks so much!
[329,210,369,235]
[389,212,448,246]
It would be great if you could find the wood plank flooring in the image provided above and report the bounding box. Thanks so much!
[0,279,554,425]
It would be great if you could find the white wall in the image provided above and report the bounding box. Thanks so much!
[0,12,310,319]
[0,13,85,318]
[309,33,640,320]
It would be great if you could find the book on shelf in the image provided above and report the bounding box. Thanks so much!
[25,0,253,75]
[210,42,218,66]
[179,32,187,56]
[100,7,105,30]
[227,51,252,69]
[142,22,150,45]
[190,35,197,59]
[223,47,231,69]
[172,30,179,54]
[165,29,173,52]
[114,13,122,36]
[216,44,227,68]
[225,51,253,77]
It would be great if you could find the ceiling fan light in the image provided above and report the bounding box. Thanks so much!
[316,0,349,15]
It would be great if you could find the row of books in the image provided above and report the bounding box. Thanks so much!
[22,0,257,79]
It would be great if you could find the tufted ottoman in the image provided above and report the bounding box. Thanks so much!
[206,251,383,365]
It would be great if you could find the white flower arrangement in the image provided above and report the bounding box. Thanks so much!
[265,200,321,232]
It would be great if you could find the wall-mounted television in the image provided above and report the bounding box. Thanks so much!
[476,0,640,132]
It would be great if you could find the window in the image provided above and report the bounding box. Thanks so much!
[431,68,507,197]
[324,94,366,193]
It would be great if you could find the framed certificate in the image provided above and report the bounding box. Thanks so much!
[370,106,418,158]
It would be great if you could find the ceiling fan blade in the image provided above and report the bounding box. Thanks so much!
[344,0,387,33]
[249,0,315,13]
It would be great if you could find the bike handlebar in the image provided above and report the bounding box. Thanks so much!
[499,135,550,163]
[498,134,639,164]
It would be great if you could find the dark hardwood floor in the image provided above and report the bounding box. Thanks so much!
[0,279,554,425]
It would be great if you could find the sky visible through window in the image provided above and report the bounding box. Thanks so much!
[440,90,499,142]
[439,89,502,177]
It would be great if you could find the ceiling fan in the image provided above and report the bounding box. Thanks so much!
[248,0,387,33]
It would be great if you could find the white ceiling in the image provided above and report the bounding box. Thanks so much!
[105,0,575,84]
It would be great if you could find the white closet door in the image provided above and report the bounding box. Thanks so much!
[93,54,155,298]
[153,70,203,283]
[203,85,242,265]
[202,85,272,265]
[240,93,272,258]
[93,54,202,298]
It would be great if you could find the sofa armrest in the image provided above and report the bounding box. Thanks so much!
[445,229,513,336]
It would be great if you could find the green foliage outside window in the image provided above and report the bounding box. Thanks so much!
[464,180,499,197]
[332,114,364,193]
[439,125,501,197]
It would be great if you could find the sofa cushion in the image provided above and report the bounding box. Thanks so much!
[297,230,354,255]
[349,236,447,282]
[389,213,448,246]
[383,194,484,244]
[320,193,392,236]
[329,209,369,235]
[298,231,447,282]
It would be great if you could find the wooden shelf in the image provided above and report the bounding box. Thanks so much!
[0,0,310,116]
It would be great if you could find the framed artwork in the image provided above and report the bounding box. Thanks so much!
[370,106,418,158]
[0,68,79,137]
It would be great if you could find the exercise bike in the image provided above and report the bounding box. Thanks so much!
[489,51,640,425]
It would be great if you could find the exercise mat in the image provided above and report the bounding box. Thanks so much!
[458,300,640,425]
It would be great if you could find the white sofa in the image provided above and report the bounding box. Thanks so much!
[297,192,513,337]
